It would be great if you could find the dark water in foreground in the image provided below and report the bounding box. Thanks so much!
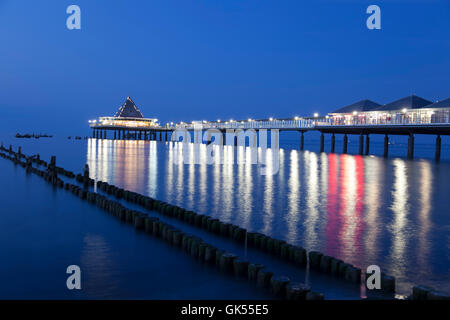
[0,159,272,299]
[1,134,449,298]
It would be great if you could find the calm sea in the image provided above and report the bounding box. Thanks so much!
[1,132,449,298]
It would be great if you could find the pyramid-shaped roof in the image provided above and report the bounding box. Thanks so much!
[422,97,450,109]
[331,99,381,114]
[114,97,144,118]
[376,95,432,111]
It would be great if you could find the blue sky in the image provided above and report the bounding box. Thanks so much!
[0,0,449,134]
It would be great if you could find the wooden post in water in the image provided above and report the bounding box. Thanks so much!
[407,133,415,159]
[365,134,370,155]
[83,164,89,189]
[330,133,335,153]
[384,134,389,158]
[48,156,57,185]
[114,130,117,140]
[358,133,364,155]
[319,132,324,153]
[343,134,348,154]
[435,135,441,162]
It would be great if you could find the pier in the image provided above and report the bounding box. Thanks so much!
[90,95,450,160]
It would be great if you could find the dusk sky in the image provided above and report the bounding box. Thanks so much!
[0,0,449,134]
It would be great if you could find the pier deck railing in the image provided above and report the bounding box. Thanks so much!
[174,117,450,131]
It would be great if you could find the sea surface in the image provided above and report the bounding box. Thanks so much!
[1,132,449,298]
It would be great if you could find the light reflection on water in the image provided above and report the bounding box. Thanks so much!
[86,139,449,295]
[81,234,120,298]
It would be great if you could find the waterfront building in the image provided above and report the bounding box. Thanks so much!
[89,97,159,129]
[329,95,450,126]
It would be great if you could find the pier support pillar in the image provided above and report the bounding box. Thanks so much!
[165,131,168,141]
[114,130,116,140]
[331,133,335,153]
[435,135,441,162]
[300,131,305,151]
[222,131,226,145]
[139,131,142,140]
[384,134,389,158]
[358,133,364,155]
[320,133,324,153]
[92,129,95,138]
[365,134,370,155]
[407,133,415,159]
[343,134,348,154]
[159,131,162,141]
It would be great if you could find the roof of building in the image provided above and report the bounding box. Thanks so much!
[422,97,450,109]
[376,95,433,111]
[331,99,381,114]
[114,97,144,118]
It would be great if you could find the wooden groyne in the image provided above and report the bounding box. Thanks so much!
[1,144,449,300]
